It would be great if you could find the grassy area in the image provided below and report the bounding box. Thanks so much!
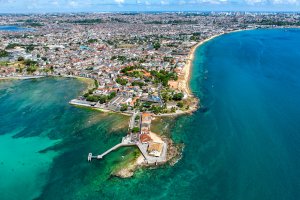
[0,61,10,66]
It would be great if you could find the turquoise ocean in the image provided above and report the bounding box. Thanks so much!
[0,29,299,199]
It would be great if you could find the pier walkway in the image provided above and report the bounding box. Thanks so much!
[88,141,167,164]
[96,141,136,159]
[88,136,135,161]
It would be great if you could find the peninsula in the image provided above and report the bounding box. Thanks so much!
[1,12,300,177]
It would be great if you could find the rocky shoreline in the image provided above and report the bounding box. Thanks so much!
[112,116,184,178]
[112,137,183,178]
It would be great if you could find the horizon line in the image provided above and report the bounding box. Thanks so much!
[1,10,300,15]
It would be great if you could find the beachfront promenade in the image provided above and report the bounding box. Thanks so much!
[0,75,45,80]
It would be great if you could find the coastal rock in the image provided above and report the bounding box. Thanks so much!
[165,137,183,165]
[113,136,183,179]
[112,155,144,178]
[113,168,134,178]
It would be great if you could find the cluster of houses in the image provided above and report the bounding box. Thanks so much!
[0,12,260,80]
[0,66,16,77]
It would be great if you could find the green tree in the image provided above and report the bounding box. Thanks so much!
[173,93,184,101]
[120,65,141,73]
[142,102,151,108]
[150,70,177,87]
[94,79,99,88]
[132,81,145,87]
[98,95,108,104]
[23,59,38,66]
[88,89,94,94]
[26,45,34,52]
[86,95,99,102]
[87,39,98,44]
[0,50,9,57]
[177,102,184,108]
[26,65,37,74]
[171,107,176,113]
[5,43,20,49]
[17,56,24,61]
[132,127,140,133]
[153,42,161,50]
[108,92,117,100]
[83,93,89,98]
[116,77,128,86]
[150,105,163,114]
[120,104,128,111]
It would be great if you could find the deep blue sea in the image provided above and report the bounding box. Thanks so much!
[189,28,300,199]
[0,29,299,200]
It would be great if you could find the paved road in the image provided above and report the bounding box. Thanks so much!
[129,111,138,130]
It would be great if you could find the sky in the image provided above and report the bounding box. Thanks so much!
[1,0,300,13]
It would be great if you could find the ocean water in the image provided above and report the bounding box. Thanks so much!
[0,29,300,200]
[0,25,33,32]
[0,78,132,200]
[189,28,300,199]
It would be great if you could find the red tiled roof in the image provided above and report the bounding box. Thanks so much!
[140,134,152,143]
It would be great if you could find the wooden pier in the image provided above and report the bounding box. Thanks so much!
[88,137,135,162]
[88,141,166,164]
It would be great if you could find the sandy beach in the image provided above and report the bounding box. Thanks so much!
[162,29,256,117]
[169,32,227,116]
[184,29,257,96]
[180,29,255,104]
[182,32,227,97]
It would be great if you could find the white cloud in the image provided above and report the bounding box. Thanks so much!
[51,0,59,6]
[272,0,299,4]
[0,0,16,3]
[187,0,228,4]
[245,0,300,5]
[244,0,266,5]
[115,0,125,4]
[160,0,169,5]
[204,0,227,4]
[69,0,79,7]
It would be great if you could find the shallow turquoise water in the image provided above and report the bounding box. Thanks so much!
[1,29,300,200]
[0,133,59,200]
[0,78,131,199]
